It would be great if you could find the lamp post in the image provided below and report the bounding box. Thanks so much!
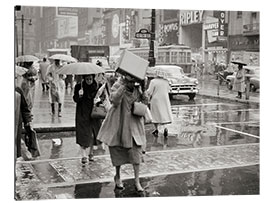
[148,9,156,67]
[15,14,32,56]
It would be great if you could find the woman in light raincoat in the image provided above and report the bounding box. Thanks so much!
[233,61,246,99]
[46,59,66,117]
[146,68,173,137]
[97,74,148,192]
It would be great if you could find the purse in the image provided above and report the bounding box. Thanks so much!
[132,102,147,117]
[91,104,107,119]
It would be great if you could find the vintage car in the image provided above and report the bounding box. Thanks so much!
[226,66,259,92]
[146,65,199,100]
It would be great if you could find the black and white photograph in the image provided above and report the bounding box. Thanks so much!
[5,0,269,202]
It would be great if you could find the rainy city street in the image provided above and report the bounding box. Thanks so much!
[15,78,260,200]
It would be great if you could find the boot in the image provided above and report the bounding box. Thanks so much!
[51,103,55,115]
[58,103,62,117]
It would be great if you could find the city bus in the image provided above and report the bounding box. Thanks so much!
[128,44,192,73]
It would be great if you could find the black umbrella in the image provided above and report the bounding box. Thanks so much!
[231,60,247,66]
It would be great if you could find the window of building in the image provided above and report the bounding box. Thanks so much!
[237,11,242,19]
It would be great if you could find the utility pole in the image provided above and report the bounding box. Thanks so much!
[15,13,32,56]
[148,9,156,67]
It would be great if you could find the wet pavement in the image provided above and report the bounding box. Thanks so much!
[15,76,260,200]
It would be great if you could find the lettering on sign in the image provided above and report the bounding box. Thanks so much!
[179,10,204,25]
[135,29,151,39]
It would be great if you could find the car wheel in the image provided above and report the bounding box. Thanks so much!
[250,84,257,92]
[169,94,173,100]
[188,93,196,100]
[227,80,233,90]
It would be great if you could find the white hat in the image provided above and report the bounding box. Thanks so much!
[154,68,168,79]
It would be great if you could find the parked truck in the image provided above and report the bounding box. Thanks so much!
[70,45,110,69]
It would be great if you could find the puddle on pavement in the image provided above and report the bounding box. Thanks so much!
[48,165,259,198]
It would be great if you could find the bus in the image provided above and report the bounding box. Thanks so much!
[128,44,192,73]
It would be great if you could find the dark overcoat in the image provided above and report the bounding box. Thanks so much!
[73,80,101,148]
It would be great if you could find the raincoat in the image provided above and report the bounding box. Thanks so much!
[39,60,50,83]
[146,78,173,124]
[73,80,101,147]
[97,79,147,148]
[46,64,65,104]
[233,68,245,93]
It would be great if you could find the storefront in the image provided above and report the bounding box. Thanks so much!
[228,35,260,66]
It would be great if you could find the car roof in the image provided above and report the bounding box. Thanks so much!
[154,65,183,69]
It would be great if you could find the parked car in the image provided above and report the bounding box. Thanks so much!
[226,66,259,92]
[146,65,199,100]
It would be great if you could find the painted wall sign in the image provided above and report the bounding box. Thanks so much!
[179,10,204,26]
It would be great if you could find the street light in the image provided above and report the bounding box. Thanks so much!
[15,14,32,56]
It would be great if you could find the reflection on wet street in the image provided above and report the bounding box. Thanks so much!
[48,165,259,198]
[16,92,260,200]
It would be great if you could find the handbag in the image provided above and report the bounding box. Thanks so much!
[132,102,147,117]
[91,104,107,119]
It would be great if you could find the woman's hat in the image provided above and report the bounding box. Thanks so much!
[154,68,168,79]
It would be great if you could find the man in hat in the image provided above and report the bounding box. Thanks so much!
[232,60,247,99]
[39,57,50,91]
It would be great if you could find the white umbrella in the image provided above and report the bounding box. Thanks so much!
[16,55,39,63]
[49,54,77,62]
[56,62,105,75]
[15,65,28,76]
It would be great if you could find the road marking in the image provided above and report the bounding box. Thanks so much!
[17,143,259,164]
[214,125,260,139]
[172,102,239,108]
[210,108,259,113]
[210,121,259,125]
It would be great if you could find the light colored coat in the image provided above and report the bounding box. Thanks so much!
[39,61,50,83]
[97,80,146,148]
[46,64,65,104]
[233,68,245,93]
[146,78,173,124]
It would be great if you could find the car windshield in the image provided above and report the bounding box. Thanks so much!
[158,67,184,78]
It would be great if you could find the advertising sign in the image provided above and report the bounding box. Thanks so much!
[57,17,78,38]
[56,7,78,16]
[179,10,204,26]
[135,29,151,39]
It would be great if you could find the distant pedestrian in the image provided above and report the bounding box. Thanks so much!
[73,74,101,164]
[39,58,50,91]
[46,59,66,117]
[233,61,246,99]
[97,74,148,192]
[146,68,173,137]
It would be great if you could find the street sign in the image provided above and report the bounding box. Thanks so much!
[135,28,151,39]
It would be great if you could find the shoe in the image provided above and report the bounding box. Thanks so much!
[152,129,158,137]
[135,183,144,192]
[88,154,94,162]
[114,176,124,190]
[81,157,87,164]
[58,112,62,117]
[164,128,168,138]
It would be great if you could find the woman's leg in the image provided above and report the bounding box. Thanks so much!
[114,166,124,189]
[152,123,159,137]
[80,146,88,164]
[133,164,143,191]
[88,145,94,161]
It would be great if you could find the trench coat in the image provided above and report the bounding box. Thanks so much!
[146,78,173,124]
[97,79,147,148]
[15,87,33,158]
[233,68,245,93]
[46,64,65,104]
[39,61,50,83]
[73,80,101,148]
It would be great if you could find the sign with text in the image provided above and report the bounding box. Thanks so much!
[135,29,151,39]
[179,10,204,26]
[57,7,78,16]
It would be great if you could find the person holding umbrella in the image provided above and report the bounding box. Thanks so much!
[232,60,247,99]
[73,74,102,164]
[46,59,66,117]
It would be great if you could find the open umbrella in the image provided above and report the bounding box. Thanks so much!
[15,65,28,76]
[49,54,77,63]
[16,55,39,63]
[56,62,105,75]
[231,60,247,66]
